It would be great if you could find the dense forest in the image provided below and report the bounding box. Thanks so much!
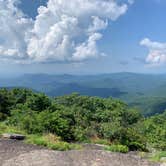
[2,73,166,116]
[0,88,165,152]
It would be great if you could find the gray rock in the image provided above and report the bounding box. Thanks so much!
[160,157,166,162]
[0,139,160,166]
[2,133,26,140]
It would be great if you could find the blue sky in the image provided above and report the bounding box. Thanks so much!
[0,0,166,75]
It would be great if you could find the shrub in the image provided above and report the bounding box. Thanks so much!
[26,93,51,112]
[0,113,7,121]
[105,144,129,153]
[73,126,88,142]
[128,142,147,151]
[0,123,25,136]
[153,142,166,151]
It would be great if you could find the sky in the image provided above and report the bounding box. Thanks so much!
[0,0,166,75]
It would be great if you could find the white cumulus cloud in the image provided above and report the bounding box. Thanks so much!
[0,0,130,64]
[0,0,33,61]
[140,38,166,65]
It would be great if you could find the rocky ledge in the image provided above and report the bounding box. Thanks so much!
[2,133,26,140]
[0,139,161,166]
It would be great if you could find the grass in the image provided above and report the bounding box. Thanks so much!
[149,151,166,162]
[0,123,82,151]
[90,138,110,146]
[105,144,129,153]
[81,137,111,146]
[139,150,166,163]
[0,122,25,136]
[26,134,82,151]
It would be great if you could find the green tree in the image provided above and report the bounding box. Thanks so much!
[27,93,51,111]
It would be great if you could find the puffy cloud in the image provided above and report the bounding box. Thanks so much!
[140,38,166,65]
[0,0,33,61]
[88,16,108,33]
[72,33,102,61]
[0,0,129,64]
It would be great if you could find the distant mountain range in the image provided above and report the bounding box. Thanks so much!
[1,72,166,116]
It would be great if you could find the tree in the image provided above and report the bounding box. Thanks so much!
[27,93,51,111]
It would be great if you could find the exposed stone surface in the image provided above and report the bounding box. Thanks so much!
[0,139,161,166]
[2,133,25,140]
[160,163,166,166]
[161,157,166,162]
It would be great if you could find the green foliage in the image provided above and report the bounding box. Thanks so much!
[136,112,166,151]
[0,122,25,136]
[26,134,81,151]
[26,93,51,112]
[129,97,166,116]
[150,151,166,162]
[0,88,165,152]
[0,88,34,120]
[3,73,166,116]
[128,142,147,152]
[0,122,81,151]
[90,138,110,145]
[105,144,129,153]
[0,89,14,118]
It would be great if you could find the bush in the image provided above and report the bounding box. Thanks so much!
[26,93,51,112]
[117,127,147,151]
[128,142,147,151]
[0,123,25,136]
[0,113,7,121]
[153,142,166,151]
[105,144,129,153]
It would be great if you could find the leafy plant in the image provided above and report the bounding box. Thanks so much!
[105,144,129,153]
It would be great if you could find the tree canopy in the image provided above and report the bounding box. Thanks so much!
[0,88,165,151]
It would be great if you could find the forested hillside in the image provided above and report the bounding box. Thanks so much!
[1,73,166,116]
[0,88,165,153]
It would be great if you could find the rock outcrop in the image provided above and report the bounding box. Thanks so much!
[2,133,26,140]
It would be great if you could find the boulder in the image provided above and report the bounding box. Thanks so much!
[160,157,166,162]
[2,133,26,140]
